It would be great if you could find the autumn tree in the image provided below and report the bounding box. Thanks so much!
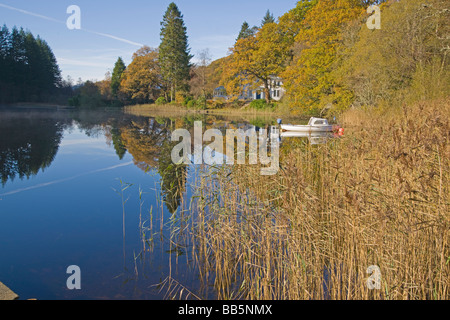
[97,71,112,101]
[225,22,290,103]
[159,2,192,102]
[336,0,450,108]
[189,48,212,98]
[119,46,161,104]
[277,0,318,49]
[191,55,231,99]
[281,0,366,112]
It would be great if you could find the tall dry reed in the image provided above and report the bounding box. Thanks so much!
[188,98,449,300]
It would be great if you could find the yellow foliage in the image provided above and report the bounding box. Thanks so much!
[119,46,161,103]
[281,0,364,111]
[222,22,291,102]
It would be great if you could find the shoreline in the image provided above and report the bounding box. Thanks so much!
[1,102,316,123]
[125,104,310,122]
[0,103,75,110]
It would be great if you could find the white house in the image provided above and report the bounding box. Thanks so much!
[214,76,286,101]
[250,77,285,102]
[213,86,228,99]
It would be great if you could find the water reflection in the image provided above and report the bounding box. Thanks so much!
[0,111,68,186]
[0,107,309,300]
[0,109,327,215]
[280,131,335,145]
[158,140,188,214]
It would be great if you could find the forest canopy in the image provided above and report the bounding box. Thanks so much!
[0,25,64,104]
[2,0,448,114]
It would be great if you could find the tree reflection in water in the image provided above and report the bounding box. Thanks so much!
[0,111,67,186]
[118,117,188,215]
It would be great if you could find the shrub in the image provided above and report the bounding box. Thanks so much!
[187,99,196,109]
[184,96,194,106]
[250,99,274,110]
[196,96,207,109]
[175,92,187,105]
[68,95,80,107]
[211,100,225,109]
[155,97,167,105]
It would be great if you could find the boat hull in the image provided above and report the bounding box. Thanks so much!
[281,124,333,132]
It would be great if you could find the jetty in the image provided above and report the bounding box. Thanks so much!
[0,282,19,300]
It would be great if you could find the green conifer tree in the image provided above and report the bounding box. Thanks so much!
[111,57,126,97]
[237,22,257,41]
[261,10,275,26]
[159,2,192,102]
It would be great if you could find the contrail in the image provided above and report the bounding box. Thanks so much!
[0,162,134,197]
[0,3,63,24]
[82,29,144,47]
[0,3,143,47]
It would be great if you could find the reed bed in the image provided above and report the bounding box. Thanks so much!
[187,99,449,300]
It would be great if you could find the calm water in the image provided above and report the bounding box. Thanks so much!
[1,107,304,300]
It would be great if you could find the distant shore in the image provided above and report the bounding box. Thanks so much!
[0,103,75,110]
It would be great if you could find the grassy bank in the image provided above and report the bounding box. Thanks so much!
[124,102,307,122]
[186,98,449,300]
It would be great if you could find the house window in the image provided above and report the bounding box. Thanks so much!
[273,90,280,98]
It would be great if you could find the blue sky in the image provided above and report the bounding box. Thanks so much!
[0,0,298,82]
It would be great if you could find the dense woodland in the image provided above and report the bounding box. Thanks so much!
[1,0,449,115]
[95,0,449,115]
[0,25,73,104]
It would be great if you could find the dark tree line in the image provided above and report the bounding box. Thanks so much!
[0,25,64,104]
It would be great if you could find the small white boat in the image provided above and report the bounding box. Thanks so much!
[280,131,333,145]
[281,117,333,133]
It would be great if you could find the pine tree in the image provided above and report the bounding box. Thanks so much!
[237,22,257,41]
[111,57,126,97]
[0,25,11,101]
[0,25,10,60]
[159,2,192,102]
[261,10,275,26]
[0,25,61,103]
[35,37,62,95]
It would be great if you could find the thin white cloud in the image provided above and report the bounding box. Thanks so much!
[57,57,111,68]
[0,162,134,197]
[0,2,143,47]
[0,3,64,24]
[84,29,144,47]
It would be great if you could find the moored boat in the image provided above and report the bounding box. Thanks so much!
[281,117,333,133]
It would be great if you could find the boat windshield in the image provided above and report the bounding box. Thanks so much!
[312,119,328,126]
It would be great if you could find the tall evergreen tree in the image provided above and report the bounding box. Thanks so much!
[236,22,258,41]
[0,25,61,103]
[159,2,192,101]
[111,57,126,97]
[35,37,62,95]
[0,25,11,99]
[0,25,9,59]
[261,10,275,26]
